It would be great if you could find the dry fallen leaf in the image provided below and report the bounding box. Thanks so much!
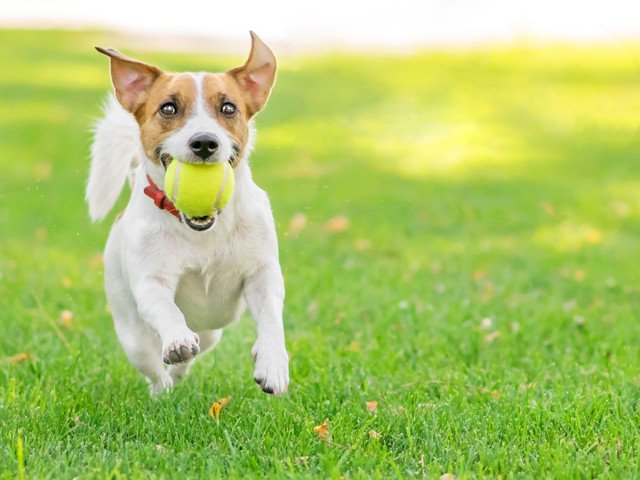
[313,419,331,441]
[34,227,48,242]
[354,238,371,251]
[209,396,231,419]
[539,201,556,216]
[33,162,52,181]
[368,430,381,439]
[288,213,307,236]
[574,269,586,282]
[60,310,73,328]
[7,353,30,363]
[472,269,486,282]
[347,341,361,353]
[366,401,378,414]
[88,254,104,268]
[326,215,349,233]
[611,201,630,218]
[484,331,501,343]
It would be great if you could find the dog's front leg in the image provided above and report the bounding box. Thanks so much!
[244,264,289,395]
[131,274,200,365]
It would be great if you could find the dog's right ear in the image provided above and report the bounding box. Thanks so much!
[96,47,162,113]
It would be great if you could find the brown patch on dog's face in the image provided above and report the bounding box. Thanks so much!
[135,73,198,164]
[97,32,276,168]
[202,74,250,158]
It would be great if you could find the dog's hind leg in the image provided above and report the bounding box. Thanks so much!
[167,329,223,385]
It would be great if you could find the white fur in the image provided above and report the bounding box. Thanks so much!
[87,95,142,221]
[88,87,289,395]
[161,73,234,164]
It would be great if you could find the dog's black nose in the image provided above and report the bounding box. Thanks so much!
[189,133,219,160]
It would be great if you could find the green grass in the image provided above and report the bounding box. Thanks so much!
[1,28,640,478]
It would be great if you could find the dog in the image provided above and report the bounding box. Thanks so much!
[86,32,289,395]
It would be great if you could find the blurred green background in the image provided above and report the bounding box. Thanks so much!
[1,28,640,478]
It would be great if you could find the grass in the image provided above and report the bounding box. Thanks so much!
[1,28,640,478]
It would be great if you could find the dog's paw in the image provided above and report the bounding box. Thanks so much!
[252,338,289,395]
[162,327,200,365]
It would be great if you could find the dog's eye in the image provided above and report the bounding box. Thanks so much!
[220,102,237,116]
[159,102,177,117]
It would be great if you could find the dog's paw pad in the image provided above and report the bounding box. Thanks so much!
[162,329,200,365]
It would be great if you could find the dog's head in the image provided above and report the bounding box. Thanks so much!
[96,32,276,229]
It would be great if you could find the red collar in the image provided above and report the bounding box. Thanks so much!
[143,174,181,220]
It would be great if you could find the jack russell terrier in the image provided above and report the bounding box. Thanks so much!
[86,32,289,395]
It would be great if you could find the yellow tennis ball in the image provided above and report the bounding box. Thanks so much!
[164,160,235,218]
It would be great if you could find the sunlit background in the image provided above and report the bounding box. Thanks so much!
[2,1,640,477]
[2,0,640,50]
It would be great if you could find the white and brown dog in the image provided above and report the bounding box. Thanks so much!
[86,32,289,395]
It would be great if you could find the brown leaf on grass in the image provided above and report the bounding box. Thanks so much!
[484,331,501,343]
[88,254,104,268]
[326,215,349,233]
[7,353,30,363]
[347,341,360,352]
[60,310,73,328]
[539,201,556,216]
[313,419,331,441]
[288,213,307,236]
[34,227,47,242]
[209,396,231,419]
[34,162,52,181]
[354,238,371,251]
[366,401,378,413]
[472,269,486,282]
[368,430,381,439]
[306,299,319,319]
[611,201,630,218]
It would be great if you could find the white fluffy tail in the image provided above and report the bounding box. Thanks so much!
[86,95,142,222]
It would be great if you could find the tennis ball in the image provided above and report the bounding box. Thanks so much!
[164,160,235,218]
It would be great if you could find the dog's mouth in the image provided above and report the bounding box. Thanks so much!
[160,152,173,169]
[182,213,216,231]
[159,146,239,169]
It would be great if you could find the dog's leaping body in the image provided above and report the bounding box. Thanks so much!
[87,33,289,395]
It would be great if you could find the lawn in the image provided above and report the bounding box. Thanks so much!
[1,29,640,478]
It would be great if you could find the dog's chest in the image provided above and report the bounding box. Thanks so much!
[172,232,249,331]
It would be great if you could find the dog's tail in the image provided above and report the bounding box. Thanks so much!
[86,94,142,222]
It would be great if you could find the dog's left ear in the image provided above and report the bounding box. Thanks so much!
[228,31,277,117]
